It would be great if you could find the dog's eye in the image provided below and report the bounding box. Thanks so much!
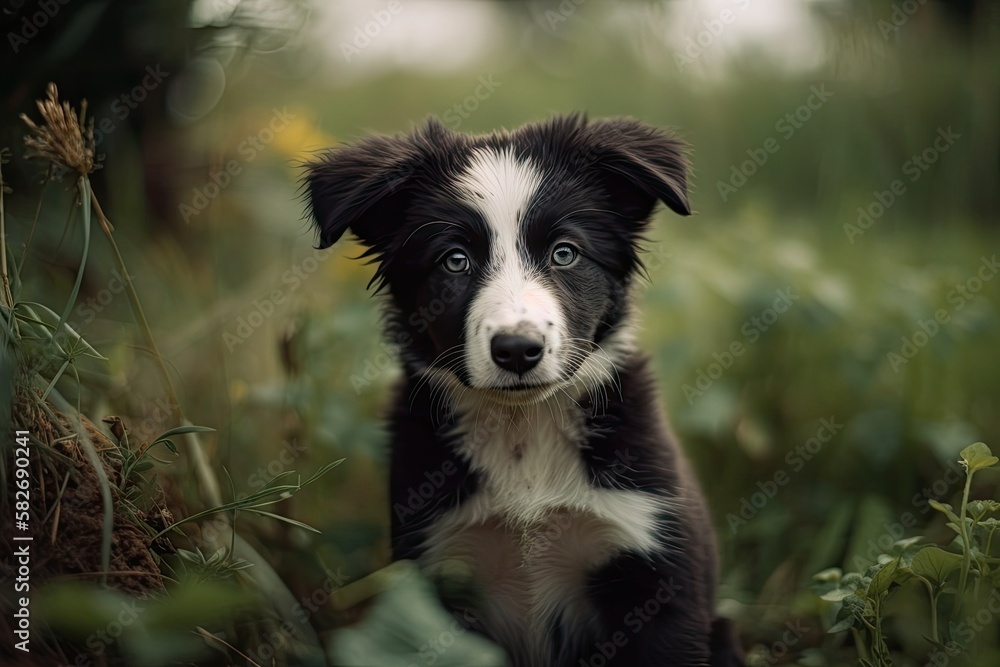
[443,251,470,273]
[551,244,578,267]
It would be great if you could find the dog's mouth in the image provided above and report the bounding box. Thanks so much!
[477,381,563,405]
[421,350,607,406]
[500,381,552,391]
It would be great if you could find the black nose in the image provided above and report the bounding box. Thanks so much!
[490,334,544,375]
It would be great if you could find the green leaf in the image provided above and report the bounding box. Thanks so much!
[205,547,227,567]
[141,579,252,630]
[35,583,137,641]
[813,567,843,584]
[40,358,71,400]
[827,615,856,633]
[960,442,998,474]
[841,572,864,589]
[895,536,924,550]
[968,500,1000,520]
[929,500,961,524]
[149,458,341,540]
[54,177,91,340]
[892,564,915,587]
[15,301,107,360]
[250,509,322,533]
[149,425,216,445]
[176,548,204,564]
[328,562,508,667]
[821,588,854,602]
[868,558,899,597]
[909,547,964,586]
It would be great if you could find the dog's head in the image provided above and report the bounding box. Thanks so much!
[305,115,690,404]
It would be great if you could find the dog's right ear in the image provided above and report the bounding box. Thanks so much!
[304,133,420,250]
[307,116,464,250]
[305,120,460,249]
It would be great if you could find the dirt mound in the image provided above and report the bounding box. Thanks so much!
[1,388,173,662]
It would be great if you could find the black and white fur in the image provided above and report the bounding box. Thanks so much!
[306,115,744,667]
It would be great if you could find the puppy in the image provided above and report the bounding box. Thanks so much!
[306,115,743,667]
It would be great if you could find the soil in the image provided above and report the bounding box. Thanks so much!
[1,389,173,663]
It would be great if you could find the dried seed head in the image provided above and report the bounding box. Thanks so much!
[21,83,100,177]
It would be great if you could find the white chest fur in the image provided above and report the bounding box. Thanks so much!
[420,396,672,662]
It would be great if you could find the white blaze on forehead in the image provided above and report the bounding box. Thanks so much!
[456,148,565,386]
[455,146,541,255]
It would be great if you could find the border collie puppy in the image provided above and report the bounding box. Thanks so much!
[305,115,743,667]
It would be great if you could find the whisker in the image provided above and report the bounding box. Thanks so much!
[408,345,466,408]
[399,220,460,251]
[551,207,625,227]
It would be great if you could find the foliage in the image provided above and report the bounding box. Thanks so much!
[2,1,999,665]
[814,443,1000,666]
[2,86,342,665]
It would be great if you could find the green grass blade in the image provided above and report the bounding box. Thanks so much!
[149,425,216,445]
[53,177,90,337]
[248,510,321,533]
[40,358,70,401]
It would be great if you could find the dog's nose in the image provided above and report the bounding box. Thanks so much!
[490,334,544,375]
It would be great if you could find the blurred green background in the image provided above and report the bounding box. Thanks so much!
[2,0,999,665]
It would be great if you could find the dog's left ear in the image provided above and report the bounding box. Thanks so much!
[583,117,691,222]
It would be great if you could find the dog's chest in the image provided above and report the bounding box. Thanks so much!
[421,401,665,662]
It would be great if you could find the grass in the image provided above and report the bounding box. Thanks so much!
[2,86,343,666]
[2,3,999,664]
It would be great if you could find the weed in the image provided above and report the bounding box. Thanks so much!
[815,443,1000,666]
